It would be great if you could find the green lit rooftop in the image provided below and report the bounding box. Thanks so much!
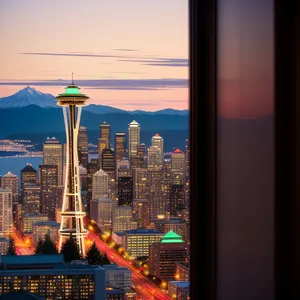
[161,230,183,243]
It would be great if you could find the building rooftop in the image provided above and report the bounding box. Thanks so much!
[0,254,64,267]
[0,291,45,300]
[94,169,108,177]
[2,171,17,178]
[161,230,184,243]
[124,228,163,235]
[173,148,183,154]
[44,137,59,144]
[129,120,139,125]
[32,221,60,227]
[165,217,187,224]
[169,281,190,289]
[21,164,36,173]
[0,255,104,272]
[102,264,130,271]
[113,231,126,236]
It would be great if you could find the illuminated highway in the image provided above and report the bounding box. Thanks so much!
[13,226,171,299]
[87,231,171,300]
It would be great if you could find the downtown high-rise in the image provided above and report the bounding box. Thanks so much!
[128,120,140,160]
[78,126,88,169]
[43,137,63,185]
[115,132,126,161]
[0,188,13,237]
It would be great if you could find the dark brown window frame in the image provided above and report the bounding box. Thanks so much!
[189,0,217,299]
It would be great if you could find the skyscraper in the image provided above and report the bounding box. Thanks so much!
[92,169,109,199]
[137,143,147,162]
[43,137,63,185]
[170,184,185,217]
[118,176,133,206]
[185,139,190,182]
[22,183,41,214]
[90,197,115,231]
[161,179,172,218]
[39,164,58,220]
[147,145,163,170]
[0,188,13,237]
[102,148,116,199]
[78,126,88,169]
[112,206,137,232]
[116,159,130,180]
[132,199,150,228]
[102,149,116,177]
[170,169,185,185]
[20,164,37,204]
[133,168,149,199]
[151,133,164,164]
[86,159,99,213]
[148,169,165,221]
[56,80,88,257]
[163,155,172,180]
[185,139,190,215]
[115,132,126,161]
[100,121,111,148]
[171,148,185,170]
[149,231,188,280]
[128,120,140,159]
[130,143,146,174]
[97,138,107,169]
[1,172,18,203]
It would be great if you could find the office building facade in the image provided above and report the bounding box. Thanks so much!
[43,137,63,185]
[0,188,13,237]
[1,172,18,203]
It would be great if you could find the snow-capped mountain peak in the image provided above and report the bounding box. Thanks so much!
[0,86,58,109]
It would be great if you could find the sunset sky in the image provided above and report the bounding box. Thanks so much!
[0,0,188,111]
[0,0,274,118]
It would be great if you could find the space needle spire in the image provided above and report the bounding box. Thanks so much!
[56,76,88,257]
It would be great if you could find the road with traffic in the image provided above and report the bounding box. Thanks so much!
[87,231,171,300]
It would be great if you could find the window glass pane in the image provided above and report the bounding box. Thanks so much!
[217,1,274,299]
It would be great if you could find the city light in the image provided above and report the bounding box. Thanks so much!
[1,112,190,299]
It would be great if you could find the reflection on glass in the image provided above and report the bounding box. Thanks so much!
[217,1,274,299]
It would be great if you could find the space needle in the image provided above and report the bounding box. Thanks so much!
[56,75,88,257]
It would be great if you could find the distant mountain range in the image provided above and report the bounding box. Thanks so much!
[0,86,188,115]
[0,87,189,152]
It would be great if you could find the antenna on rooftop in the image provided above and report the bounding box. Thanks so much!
[72,72,74,85]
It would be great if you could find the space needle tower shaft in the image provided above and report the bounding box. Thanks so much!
[56,76,88,257]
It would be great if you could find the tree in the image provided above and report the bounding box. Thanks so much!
[60,235,81,262]
[7,235,17,255]
[34,238,44,254]
[101,252,110,265]
[85,242,103,265]
[35,234,58,255]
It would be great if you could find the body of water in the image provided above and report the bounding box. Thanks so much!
[0,157,43,178]
[0,154,98,183]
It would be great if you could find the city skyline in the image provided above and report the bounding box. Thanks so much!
[0,0,188,111]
